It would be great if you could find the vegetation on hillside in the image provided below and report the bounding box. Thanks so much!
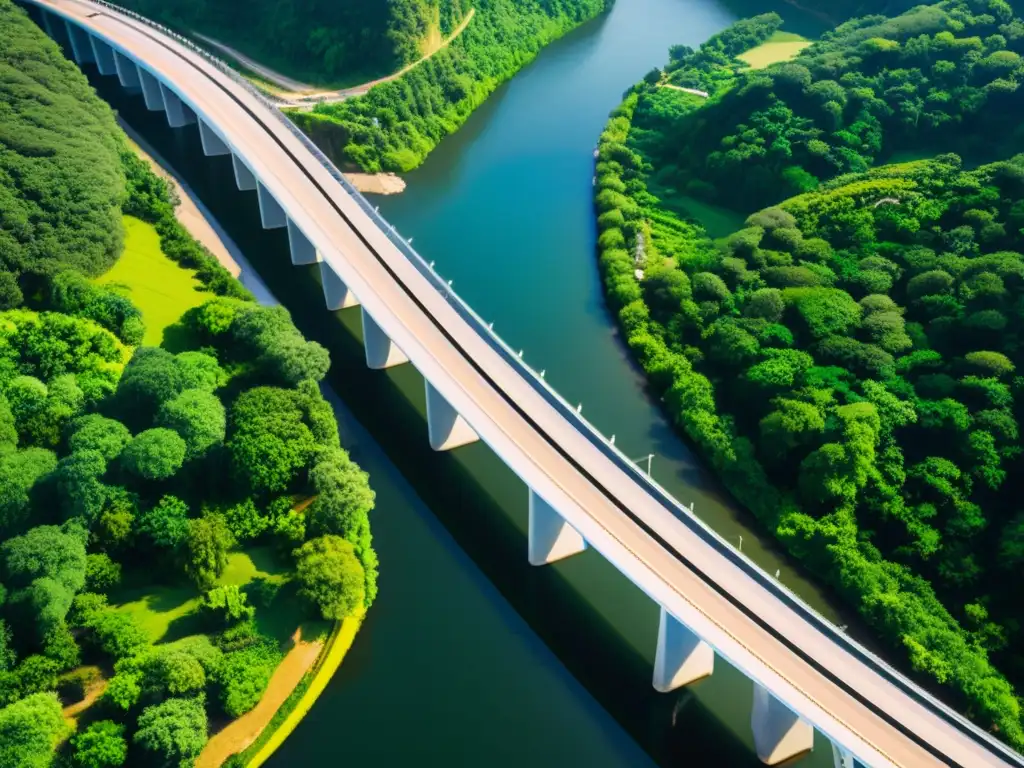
[596,0,1024,749]
[118,0,458,85]
[290,0,610,172]
[0,4,379,765]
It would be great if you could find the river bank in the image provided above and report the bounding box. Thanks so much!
[123,124,368,768]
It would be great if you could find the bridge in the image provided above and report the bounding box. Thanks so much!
[19,1,1024,766]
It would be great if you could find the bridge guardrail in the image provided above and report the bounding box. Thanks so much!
[65,2,1024,758]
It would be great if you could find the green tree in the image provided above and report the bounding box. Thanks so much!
[294,535,366,620]
[121,428,187,481]
[0,692,67,768]
[157,389,226,460]
[138,496,190,550]
[184,514,233,589]
[133,697,207,768]
[71,720,127,768]
[67,415,132,461]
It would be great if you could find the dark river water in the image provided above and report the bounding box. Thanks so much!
[49,0,868,764]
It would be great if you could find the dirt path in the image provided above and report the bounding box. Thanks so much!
[199,8,476,109]
[62,677,108,723]
[658,82,709,98]
[192,33,314,93]
[197,626,325,768]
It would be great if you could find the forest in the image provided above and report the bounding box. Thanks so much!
[116,0,452,85]
[0,3,378,766]
[596,0,1024,750]
[290,0,610,172]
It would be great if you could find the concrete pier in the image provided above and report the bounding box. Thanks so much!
[138,66,164,111]
[231,154,257,191]
[89,35,117,75]
[160,83,194,127]
[752,683,814,765]
[286,220,321,265]
[256,183,287,230]
[320,262,359,310]
[528,489,587,565]
[653,607,714,692]
[425,381,479,451]
[198,119,230,157]
[64,21,94,64]
[113,51,140,89]
[362,308,408,369]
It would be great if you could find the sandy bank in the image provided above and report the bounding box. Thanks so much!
[344,172,407,195]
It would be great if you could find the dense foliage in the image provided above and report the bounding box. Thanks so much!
[0,5,379,765]
[0,0,124,282]
[119,0,452,84]
[597,0,1024,749]
[291,0,610,172]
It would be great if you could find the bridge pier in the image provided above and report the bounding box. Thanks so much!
[830,743,867,768]
[64,22,94,64]
[113,51,140,90]
[198,119,231,157]
[231,154,257,191]
[361,308,408,369]
[320,262,359,310]
[89,36,117,76]
[256,183,287,230]
[160,83,194,127]
[751,683,814,765]
[653,606,714,692]
[39,8,56,38]
[528,489,587,565]
[286,220,321,265]
[138,66,164,111]
[425,381,479,451]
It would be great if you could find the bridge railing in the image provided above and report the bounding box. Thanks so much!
[64,2,1024,758]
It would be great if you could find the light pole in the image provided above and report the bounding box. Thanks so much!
[632,453,654,477]
[736,534,743,552]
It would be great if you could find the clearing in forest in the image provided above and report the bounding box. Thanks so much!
[94,215,208,346]
[737,30,811,69]
[110,547,296,645]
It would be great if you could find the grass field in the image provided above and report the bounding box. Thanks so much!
[110,546,296,645]
[737,31,811,70]
[95,216,209,347]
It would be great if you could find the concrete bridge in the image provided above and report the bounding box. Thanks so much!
[21,1,1024,766]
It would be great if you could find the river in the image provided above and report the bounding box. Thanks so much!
[72,0,857,765]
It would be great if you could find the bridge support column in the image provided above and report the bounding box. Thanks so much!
[198,120,230,157]
[425,381,479,451]
[528,490,586,565]
[137,67,164,111]
[231,155,257,191]
[65,22,94,64]
[39,9,56,38]
[751,683,814,765]
[830,743,865,768]
[653,606,714,692]
[320,263,359,310]
[160,84,194,127]
[361,308,408,369]
[113,52,140,90]
[256,183,287,230]
[286,220,321,265]
[89,36,117,76]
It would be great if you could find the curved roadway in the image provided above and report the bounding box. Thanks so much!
[28,1,1024,766]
